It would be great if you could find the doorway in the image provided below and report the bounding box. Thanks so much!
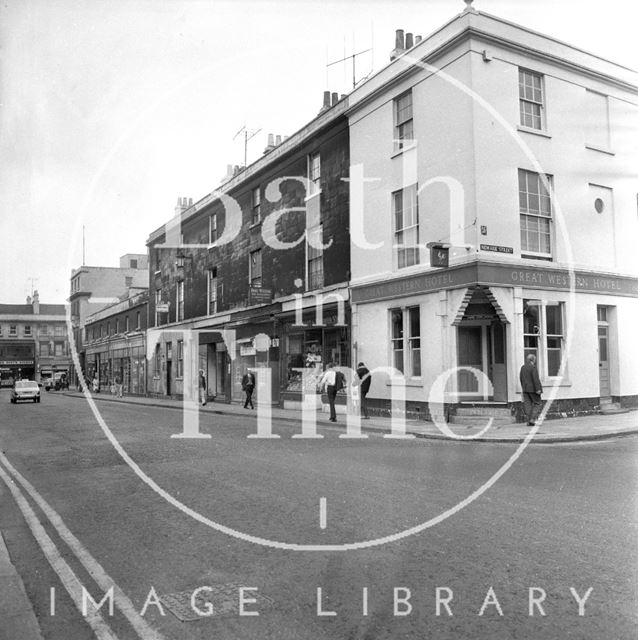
[166,341,172,396]
[597,306,611,399]
[457,323,507,401]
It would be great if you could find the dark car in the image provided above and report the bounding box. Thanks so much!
[11,380,41,403]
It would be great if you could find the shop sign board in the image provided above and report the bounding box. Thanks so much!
[249,287,273,305]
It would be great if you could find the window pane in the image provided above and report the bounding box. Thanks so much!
[392,310,403,339]
[523,301,540,334]
[547,349,561,376]
[411,346,421,377]
[409,307,420,337]
[545,304,562,335]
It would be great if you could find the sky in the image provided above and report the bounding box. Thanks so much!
[0,0,636,304]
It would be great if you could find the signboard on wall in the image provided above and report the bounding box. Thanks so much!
[248,287,273,306]
[156,303,169,313]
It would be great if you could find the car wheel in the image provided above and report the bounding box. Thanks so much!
[37,397,41,403]
[10,398,15,404]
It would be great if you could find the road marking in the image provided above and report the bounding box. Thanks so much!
[0,450,166,640]
[319,497,327,529]
[0,461,119,640]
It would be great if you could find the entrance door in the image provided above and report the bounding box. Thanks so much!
[457,326,483,395]
[489,323,507,402]
[598,325,610,398]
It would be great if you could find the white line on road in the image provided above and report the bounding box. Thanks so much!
[0,461,119,640]
[319,497,327,530]
[0,450,167,640]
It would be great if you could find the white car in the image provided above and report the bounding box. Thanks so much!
[10,380,41,403]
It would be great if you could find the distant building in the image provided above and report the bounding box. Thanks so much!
[69,254,148,387]
[0,291,71,385]
[84,289,149,394]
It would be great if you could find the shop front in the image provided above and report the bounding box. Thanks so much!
[0,343,36,385]
[279,303,351,409]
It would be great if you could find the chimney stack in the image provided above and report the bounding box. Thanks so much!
[319,90,331,114]
[390,29,406,61]
[263,133,276,154]
[26,295,32,305]
[405,32,414,49]
[32,290,40,314]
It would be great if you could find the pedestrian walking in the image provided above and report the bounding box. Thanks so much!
[320,363,345,422]
[114,373,123,398]
[242,370,255,409]
[198,369,207,406]
[356,362,372,419]
[519,353,543,425]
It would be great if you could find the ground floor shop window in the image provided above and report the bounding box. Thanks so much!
[523,299,564,377]
[284,327,349,393]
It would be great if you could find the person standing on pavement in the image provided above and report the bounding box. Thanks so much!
[114,373,123,398]
[198,369,207,406]
[356,362,371,419]
[320,362,344,422]
[519,353,543,425]
[242,370,255,409]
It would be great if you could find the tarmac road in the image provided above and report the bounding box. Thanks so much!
[1,390,637,640]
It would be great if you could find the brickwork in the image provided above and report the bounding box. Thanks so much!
[148,119,350,327]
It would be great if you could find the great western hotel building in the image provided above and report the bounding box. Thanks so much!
[346,7,638,417]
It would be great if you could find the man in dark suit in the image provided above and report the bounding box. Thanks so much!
[356,362,371,419]
[519,354,543,425]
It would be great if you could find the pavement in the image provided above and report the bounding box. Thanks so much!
[0,532,43,640]
[59,389,638,444]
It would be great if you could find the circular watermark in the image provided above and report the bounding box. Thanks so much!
[67,47,577,551]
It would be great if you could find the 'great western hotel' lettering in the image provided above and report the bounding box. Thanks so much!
[351,261,638,304]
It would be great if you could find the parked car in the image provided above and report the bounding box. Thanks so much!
[11,380,41,403]
[43,377,54,391]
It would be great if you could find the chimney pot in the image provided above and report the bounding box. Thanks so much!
[405,32,414,49]
[268,133,274,145]
[415,35,422,44]
[275,134,282,145]
[323,90,331,107]
[395,29,405,50]
[331,92,338,106]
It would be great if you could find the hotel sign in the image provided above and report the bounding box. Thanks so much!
[351,261,638,303]
[0,360,34,366]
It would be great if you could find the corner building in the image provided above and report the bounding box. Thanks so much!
[147,100,350,405]
[347,8,638,417]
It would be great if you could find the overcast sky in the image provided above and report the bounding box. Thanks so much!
[1,0,636,304]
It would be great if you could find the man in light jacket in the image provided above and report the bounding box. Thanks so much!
[519,354,543,426]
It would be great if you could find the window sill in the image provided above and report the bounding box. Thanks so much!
[390,142,417,159]
[521,254,553,262]
[585,144,615,156]
[386,378,423,388]
[516,126,552,139]
[249,221,262,230]
[304,190,321,203]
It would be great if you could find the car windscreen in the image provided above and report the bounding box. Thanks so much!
[16,381,38,389]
